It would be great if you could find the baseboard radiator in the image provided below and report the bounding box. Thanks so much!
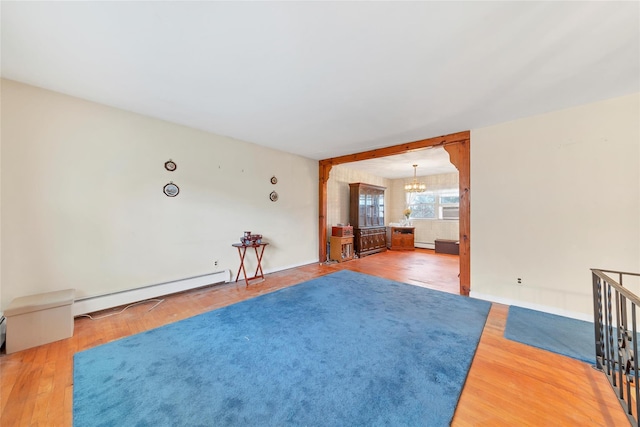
[73,270,231,317]
[592,268,640,427]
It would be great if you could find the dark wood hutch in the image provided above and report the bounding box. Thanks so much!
[349,183,387,257]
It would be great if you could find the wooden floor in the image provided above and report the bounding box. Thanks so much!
[0,249,629,426]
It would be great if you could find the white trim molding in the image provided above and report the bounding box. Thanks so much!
[469,291,593,322]
[73,270,231,316]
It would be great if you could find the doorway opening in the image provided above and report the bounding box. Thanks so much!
[318,131,470,295]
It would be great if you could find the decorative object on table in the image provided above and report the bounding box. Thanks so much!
[401,208,412,226]
[404,164,426,193]
[269,191,278,202]
[270,176,278,185]
[240,231,262,246]
[164,159,177,171]
[163,182,179,197]
[331,225,353,237]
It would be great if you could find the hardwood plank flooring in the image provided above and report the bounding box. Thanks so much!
[0,249,628,426]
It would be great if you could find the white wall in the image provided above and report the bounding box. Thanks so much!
[0,79,318,310]
[471,93,640,319]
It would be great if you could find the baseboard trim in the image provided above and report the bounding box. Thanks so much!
[73,270,231,316]
[261,259,321,275]
[415,242,435,249]
[73,258,320,317]
[469,291,592,322]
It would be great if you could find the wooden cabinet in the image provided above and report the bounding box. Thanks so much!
[349,182,385,228]
[330,236,354,262]
[387,227,415,251]
[354,227,387,256]
[349,183,387,257]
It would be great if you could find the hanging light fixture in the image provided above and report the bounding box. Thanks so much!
[404,164,426,193]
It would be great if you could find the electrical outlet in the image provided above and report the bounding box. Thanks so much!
[517,278,522,285]
[214,260,218,267]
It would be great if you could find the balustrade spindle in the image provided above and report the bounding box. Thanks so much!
[592,268,640,427]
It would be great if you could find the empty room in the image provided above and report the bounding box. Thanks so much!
[1,2,639,426]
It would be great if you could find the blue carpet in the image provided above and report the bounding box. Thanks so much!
[504,306,595,364]
[74,270,491,426]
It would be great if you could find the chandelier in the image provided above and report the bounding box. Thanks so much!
[404,164,426,193]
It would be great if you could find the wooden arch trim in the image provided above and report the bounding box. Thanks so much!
[318,130,471,296]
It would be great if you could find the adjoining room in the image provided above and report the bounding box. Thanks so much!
[1,2,638,426]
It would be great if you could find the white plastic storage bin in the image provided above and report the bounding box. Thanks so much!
[5,289,75,354]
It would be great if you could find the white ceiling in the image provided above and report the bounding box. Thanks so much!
[342,147,457,179]
[1,1,638,177]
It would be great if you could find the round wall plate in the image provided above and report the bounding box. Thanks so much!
[164,160,177,171]
[269,191,278,202]
[163,182,180,197]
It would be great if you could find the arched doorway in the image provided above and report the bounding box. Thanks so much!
[318,130,470,295]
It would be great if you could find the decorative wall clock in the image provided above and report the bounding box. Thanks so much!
[163,182,180,197]
[269,191,278,202]
[164,160,177,171]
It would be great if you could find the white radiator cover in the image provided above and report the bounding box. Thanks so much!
[72,270,231,316]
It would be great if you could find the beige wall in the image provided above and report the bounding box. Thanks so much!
[0,79,318,310]
[388,173,459,247]
[3,79,637,321]
[471,93,640,319]
[326,165,390,242]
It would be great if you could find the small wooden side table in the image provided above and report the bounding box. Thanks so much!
[232,242,269,287]
[329,236,354,262]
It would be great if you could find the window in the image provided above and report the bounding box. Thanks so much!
[439,194,459,205]
[407,192,437,219]
[407,189,459,219]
